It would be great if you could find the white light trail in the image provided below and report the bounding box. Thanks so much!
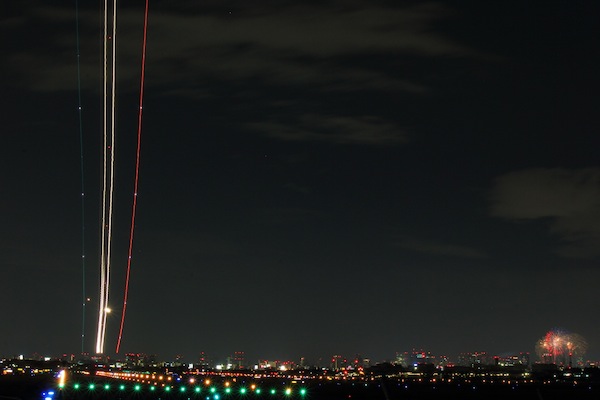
[96,0,118,355]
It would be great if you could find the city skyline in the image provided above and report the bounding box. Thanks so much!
[1,330,595,369]
[2,1,600,362]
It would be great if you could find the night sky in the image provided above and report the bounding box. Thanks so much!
[2,1,600,364]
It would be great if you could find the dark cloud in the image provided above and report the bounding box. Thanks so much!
[249,114,407,145]
[6,2,468,95]
[398,238,487,259]
[141,1,466,96]
[491,168,600,258]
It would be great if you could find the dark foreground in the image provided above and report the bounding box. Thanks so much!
[1,375,597,400]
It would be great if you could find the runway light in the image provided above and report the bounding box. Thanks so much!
[88,384,95,390]
[285,388,292,396]
[240,387,247,394]
[225,387,231,394]
[150,386,156,391]
[58,370,66,388]
[165,386,171,392]
[119,385,125,390]
[134,385,141,391]
[180,386,186,392]
[195,386,201,393]
[256,388,262,394]
[104,384,110,390]
[210,387,217,393]
[300,388,307,396]
[270,389,276,395]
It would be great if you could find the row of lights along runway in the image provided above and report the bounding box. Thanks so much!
[53,371,307,399]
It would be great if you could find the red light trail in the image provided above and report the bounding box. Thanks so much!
[116,0,150,354]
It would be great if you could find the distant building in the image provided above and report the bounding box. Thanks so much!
[457,351,493,367]
[331,355,345,370]
[233,351,245,368]
[124,353,157,367]
[495,352,530,367]
[395,349,436,367]
[198,352,211,367]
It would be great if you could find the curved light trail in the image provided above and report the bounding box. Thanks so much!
[116,0,149,354]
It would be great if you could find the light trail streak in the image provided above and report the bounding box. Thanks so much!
[96,0,108,355]
[116,0,149,354]
[96,0,118,355]
[75,0,86,355]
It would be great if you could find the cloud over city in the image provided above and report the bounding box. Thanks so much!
[491,168,600,258]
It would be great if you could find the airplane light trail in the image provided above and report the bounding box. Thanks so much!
[96,0,118,355]
[116,0,150,354]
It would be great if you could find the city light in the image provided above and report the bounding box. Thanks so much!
[57,370,66,388]
[23,336,600,400]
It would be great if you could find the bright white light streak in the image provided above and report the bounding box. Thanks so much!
[58,369,66,387]
[96,0,118,354]
[96,0,108,355]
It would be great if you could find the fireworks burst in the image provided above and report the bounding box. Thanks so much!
[535,329,587,366]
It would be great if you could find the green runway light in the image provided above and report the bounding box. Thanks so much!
[180,386,186,392]
[58,384,64,389]
[285,388,292,396]
[119,384,125,391]
[240,387,247,394]
[256,388,262,394]
[73,384,80,390]
[88,384,95,390]
[210,387,216,393]
[134,385,141,391]
[150,386,156,391]
[104,384,110,390]
[195,386,201,393]
[270,389,276,395]
[225,387,231,394]
[300,388,307,396]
